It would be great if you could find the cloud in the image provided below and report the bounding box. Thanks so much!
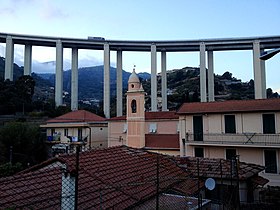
[0,7,15,16]
[40,0,68,20]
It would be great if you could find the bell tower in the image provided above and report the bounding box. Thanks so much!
[126,66,145,148]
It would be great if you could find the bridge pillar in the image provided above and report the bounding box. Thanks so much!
[55,40,63,107]
[24,45,32,75]
[151,44,157,111]
[200,42,207,102]
[103,43,110,118]
[71,48,78,111]
[253,40,266,99]
[207,51,215,101]
[161,51,168,111]
[4,36,14,81]
[116,50,123,117]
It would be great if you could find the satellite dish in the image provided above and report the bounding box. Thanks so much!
[205,178,216,191]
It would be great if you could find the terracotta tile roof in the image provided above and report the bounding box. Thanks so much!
[145,111,179,120]
[107,115,126,121]
[145,134,179,149]
[0,146,200,209]
[109,111,178,121]
[175,157,266,181]
[177,98,280,115]
[46,110,106,123]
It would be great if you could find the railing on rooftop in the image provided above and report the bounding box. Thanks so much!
[185,133,280,147]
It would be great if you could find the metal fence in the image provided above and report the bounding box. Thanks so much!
[0,146,206,210]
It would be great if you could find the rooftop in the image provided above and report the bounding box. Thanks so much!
[177,98,280,115]
[0,146,200,209]
[45,110,106,123]
[175,156,268,184]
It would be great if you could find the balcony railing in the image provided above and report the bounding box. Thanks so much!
[46,135,88,144]
[185,133,280,146]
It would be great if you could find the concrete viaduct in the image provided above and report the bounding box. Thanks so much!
[1,33,280,118]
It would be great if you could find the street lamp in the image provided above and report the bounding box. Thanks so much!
[260,48,280,60]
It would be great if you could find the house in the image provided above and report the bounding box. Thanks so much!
[40,110,108,155]
[175,156,269,208]
[0,146,209,209]
[177,98,280,186]
[108,68,180,155]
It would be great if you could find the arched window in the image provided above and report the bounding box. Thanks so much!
[131,84,134,88]
[131,99,137,113]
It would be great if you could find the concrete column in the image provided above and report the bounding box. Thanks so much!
[55,40,63,107]
[207,51,215,101]
[200,42,207,102]
[151,44,157,111]
[116,50,123,117]
[71,48,78,111]
[260,49,266,98]
[253,40,266,99]
[24,45,32,75]
[161,51,168,111]
[4,36,14,81]
[103,43,110,118]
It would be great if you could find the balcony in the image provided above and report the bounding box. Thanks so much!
[46,135,88,144]
[185,133,280,147]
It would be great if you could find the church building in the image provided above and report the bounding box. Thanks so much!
[108,68,180,155]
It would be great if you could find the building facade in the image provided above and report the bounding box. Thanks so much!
[177,98,280,186]
[41,110,108,155]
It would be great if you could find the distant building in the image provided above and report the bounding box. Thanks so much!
[41,110,108,155]
[177,98,280,186]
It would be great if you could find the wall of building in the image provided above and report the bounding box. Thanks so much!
[145,119,178,134]
[46,124,108,149]
[181,112,280,134]
[108,121,127,147]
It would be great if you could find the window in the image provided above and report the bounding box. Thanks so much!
[225,115,236,133]
[123,123,127,133]
[131,99,137,113]
[64,128,68,137]
[149,123,157,133]
[263,114,275,134]
[194,147,204,157]
[78,128,82,141]
[226,148,236,160]
[193,116,203,141]
[264,150,277,173]
[51,128,55,136]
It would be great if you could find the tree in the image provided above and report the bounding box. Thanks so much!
[221,71,232,80]
[0,122,47,169]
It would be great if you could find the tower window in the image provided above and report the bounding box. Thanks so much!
[131,84,134,88]
[131,99,137,113]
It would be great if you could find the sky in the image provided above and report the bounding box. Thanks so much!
[0,0,280,91]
